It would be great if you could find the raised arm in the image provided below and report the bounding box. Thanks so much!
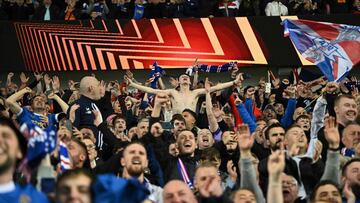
[151,93,169,121]
[235,98,256,133]
[238,124,266,203]
[125,75,171,95]
[267,150,285,203]
[192,65,199,90]
[205,78,219,133]
[320,117,341,185]
[306,95,327,158]
[280,86,297,129]
[157,77,166,90]
[6,72,14,86]
[195,73,243,95]
[310,95,327,139]
[6,87,32,114]
[48,93,69,113]
[19,72,30,90]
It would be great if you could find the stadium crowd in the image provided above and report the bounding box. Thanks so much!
[0,0,359,20]
[0,65,360,203]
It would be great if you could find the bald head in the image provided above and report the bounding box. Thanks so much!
[163,180,197,203]
[79,76,101,100]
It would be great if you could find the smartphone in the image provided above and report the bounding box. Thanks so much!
[265,82,271,94]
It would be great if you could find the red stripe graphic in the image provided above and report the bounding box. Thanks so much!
[14,18,267,71]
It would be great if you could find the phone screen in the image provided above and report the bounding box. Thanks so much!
[160,122,173,130]
[265,83,271,93]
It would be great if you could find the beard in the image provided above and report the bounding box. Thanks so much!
[0,156,15,175]
[126,165,144,177]
[226,145,237,154]
[270,140,282,151]
[351,183,360,199]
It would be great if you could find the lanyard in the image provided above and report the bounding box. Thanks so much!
[177,158,194,189]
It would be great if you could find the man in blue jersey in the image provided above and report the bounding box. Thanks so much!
[6,87,67,129]
[0,116,49,203]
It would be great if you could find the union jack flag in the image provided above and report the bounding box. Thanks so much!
[283,19,360,82]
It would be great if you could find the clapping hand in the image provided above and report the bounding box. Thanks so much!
[237,124,254,155]
[323,117,340,149]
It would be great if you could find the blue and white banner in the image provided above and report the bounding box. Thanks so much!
[283,19,360,82]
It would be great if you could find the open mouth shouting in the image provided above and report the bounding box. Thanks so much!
[183,141,193,149]
[202,136,209,143]
[282,188,291,196]
[131,157,142,166]
[345,110,357,120]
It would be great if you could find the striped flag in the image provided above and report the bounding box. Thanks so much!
[59,141,72,172]
[19,122,57,163]
[197,62,237,73]
[18,122,57,182]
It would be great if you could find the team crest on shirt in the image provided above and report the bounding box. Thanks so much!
[85,107,92,114]
[20,194,30,203]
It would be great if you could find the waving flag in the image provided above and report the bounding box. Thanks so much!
[283,19,360,82]
[133,4,145,20]
[92,175,149,203]
[18,122,57,182]
[148,62,165,89]
[198,62,237,73]
[19,122,57,164]
[186,62,237,76]
[59,141,72,173]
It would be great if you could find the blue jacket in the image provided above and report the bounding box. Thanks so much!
[244,98,256,122]
[236,103,256,133]
[281,98,297,129]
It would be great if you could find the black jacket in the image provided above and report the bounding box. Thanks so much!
[3,2,34,20]
[32,4,63,20]
[149,116,199,184]
[259,154,324,196]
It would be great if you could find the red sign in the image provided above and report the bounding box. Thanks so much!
[14,18,267,71]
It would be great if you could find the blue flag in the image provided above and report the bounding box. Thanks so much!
[18,122,57,182]
[196,62,237,74]
[19,122,57,163]
[92,175,149,203]
[148,62,165,89]
[133,4,144,20]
